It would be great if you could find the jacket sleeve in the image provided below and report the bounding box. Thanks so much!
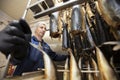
[43,43,68,61]
[50,51,68,61]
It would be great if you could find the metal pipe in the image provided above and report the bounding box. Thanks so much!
[38,68,100,73]
[34,0,83,18]
[38,68,120,73]
[22,0,32,19]
[0,54,11,80]
[27,0,44,9]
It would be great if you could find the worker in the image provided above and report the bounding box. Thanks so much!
[0,19,68,76]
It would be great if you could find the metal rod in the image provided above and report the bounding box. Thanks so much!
[34,0,82,18]
[27,0,44,9]
[38,68,100,73]
[22,0,32,19]
[57,70,100,73]
[38,68,120,73]
[0,54,11,80]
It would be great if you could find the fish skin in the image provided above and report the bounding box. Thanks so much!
[62,22,70,50]
[103,41,120,51]
[95,47,119,80]
[94,9,107,44]
[68,48,82,80]
[86,2,94,19]
[91,58,100,80]
[97,0,120,40]
[87,61,94,80]
[71,4,82,35]
[41,49,57,80]
[63,58,69,80]
[50,12,60,38]
[97,0,120,28]
[85,14,95,47]
[78,56,82,69]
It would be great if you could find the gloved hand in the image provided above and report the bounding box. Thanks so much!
[0,19,31,60]
[9,19,31,42]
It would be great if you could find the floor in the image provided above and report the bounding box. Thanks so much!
[0,52,7,78]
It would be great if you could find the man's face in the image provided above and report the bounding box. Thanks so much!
[36,24,46,38]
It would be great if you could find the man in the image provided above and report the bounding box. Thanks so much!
[0,19,67,76]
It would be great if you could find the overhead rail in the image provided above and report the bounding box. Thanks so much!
[27,0,83,19]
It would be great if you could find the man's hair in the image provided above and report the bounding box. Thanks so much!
[34,22,46,28]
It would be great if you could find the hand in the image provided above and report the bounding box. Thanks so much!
[0,19,31,60]
[9,19,31,42]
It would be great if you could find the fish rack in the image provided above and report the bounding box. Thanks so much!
[23,0,84,19]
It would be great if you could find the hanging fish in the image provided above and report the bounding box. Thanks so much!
[103,41,120,51]
[103,41,120,67]
[86,61,94,80]
[41,49,57,80]
[84,14,95,48]
[62,21,70,50]
[97,0,120,28]
[95,46,119,80]
[63,58,70,80]
[80,7,92,49]
[73,35,83,60]
[78,56,82,70]
[68,48,82,80]
[49,12,60,38]
[86,2,94,19]
[90,57,100,80]
[71,4,82,35]
[94,9,106,44]
[97,0,120,40]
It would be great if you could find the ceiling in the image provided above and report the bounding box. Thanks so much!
[0,0,49,23]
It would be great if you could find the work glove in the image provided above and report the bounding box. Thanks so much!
[0,19,31,60]
[9,19,31,42]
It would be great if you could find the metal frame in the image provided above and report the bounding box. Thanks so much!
[34,0,82,18]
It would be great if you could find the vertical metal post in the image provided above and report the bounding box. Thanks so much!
[0,54,11,80]
[22,0,32,19]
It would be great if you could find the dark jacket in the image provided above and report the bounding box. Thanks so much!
[13,36,67,75]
